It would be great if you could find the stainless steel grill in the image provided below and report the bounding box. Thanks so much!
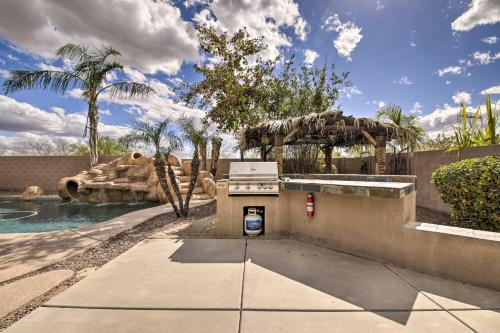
[228,162,279,196]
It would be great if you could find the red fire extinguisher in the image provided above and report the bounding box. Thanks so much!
[306,193,314,217]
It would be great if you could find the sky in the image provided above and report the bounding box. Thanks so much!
[0,0,498,156]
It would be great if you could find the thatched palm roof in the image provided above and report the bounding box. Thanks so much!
[241,110,404,150]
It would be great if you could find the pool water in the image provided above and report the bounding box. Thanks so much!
[0,199,159,233]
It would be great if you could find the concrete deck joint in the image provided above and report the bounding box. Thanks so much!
[382,263,479,333]
[238,239,248,333]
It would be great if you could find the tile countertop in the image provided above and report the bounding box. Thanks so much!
[280,178,416,199]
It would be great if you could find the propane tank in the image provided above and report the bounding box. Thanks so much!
[244,208,263,236]
[306,193,314,217]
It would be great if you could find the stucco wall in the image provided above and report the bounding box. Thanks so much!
[0,156,119,194]
[216,183,500,291]
[0,156,258,194]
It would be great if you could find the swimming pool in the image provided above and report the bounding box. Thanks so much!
[0,198,159,233]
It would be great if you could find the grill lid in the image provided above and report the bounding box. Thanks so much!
[229,162,278,180]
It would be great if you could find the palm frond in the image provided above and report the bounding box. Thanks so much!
[2,70,84,94]
[93,45,121,63]
[101,61,124,77]
[56,44,89,62]
[100,81,155,99]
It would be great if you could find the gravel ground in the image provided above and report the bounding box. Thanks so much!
[0,202,216,331]
[416,207,452,226]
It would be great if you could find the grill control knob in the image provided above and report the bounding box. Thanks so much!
[246,184,251,189]
[234,185,239,189]
[257,184,262,189]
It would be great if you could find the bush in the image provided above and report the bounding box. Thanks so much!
[432,156,499,231]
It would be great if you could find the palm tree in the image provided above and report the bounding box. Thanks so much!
[210,135,223,177]
[178,116,208,216]
[121,120,183,217]
[2,43,154,167]
[376,105,425,174]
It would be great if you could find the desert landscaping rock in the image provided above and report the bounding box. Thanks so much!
[0,270,73,318]
[20,186,43,201]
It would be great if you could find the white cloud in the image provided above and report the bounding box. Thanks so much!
[6,54,19,61]
[0,0,199,74]
[376,1,385,11]
[378,101,386,108]
[0,95,129,138]
[446,80,452,85]
[68,69,204,125]
[37,62,64,71]
[451,0,500,31]
[193,0,309,61]
[410,102,423,114]
[419,101,500,137]
[0,133,80,155]
[322,14,363,61]
[303,49,319,66]
[472,51,500,64]
[409,30,417,47]
[452,91,472,104]
[0,69,10,78]
[481,85,500,95]
[396,75,412,85]
[437,66,463,76]
[341,86,362,99]
[482,36,498,44]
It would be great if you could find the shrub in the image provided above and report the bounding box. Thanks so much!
[432,156,499,231]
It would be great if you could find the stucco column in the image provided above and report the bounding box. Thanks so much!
[375,136,386,175]
[275,135,284,176]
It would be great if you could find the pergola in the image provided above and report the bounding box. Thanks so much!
[240,110,406,175]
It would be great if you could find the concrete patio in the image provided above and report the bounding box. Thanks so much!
[5,233,500,332]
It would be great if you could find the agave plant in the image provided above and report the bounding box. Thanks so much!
[121,120,183,217]
[2,44,154,167]
[448,96,498,151]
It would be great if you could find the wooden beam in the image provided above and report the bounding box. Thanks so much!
[361,130,378,146]
[283,128,299,144]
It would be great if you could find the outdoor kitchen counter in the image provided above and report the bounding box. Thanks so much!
[280,179,415,199]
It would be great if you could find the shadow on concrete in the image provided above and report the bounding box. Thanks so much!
[168,238,500,326]
[0,231,97,283]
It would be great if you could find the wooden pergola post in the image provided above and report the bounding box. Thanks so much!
[260,145,267,161]
[374,136,387,175]
[274,135,284,176]
[322,145,333,173]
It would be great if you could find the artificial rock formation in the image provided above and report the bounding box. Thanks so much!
[57,152,216,204]
[21,186,44,201]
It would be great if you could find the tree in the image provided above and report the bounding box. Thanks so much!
[266,56,350,120]
[70,137,127,156]
[179,25,275,159]
[178,116,209,216]
[209,135,223,177]
[376,105,425,174]
[264,57,350,172]
[121,120,183,217]
[420,134,455,151]
[2,43,154,167]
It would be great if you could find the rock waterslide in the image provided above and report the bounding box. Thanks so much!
[57,152,216,203]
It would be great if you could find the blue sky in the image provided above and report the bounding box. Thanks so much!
[0,0,498,155]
